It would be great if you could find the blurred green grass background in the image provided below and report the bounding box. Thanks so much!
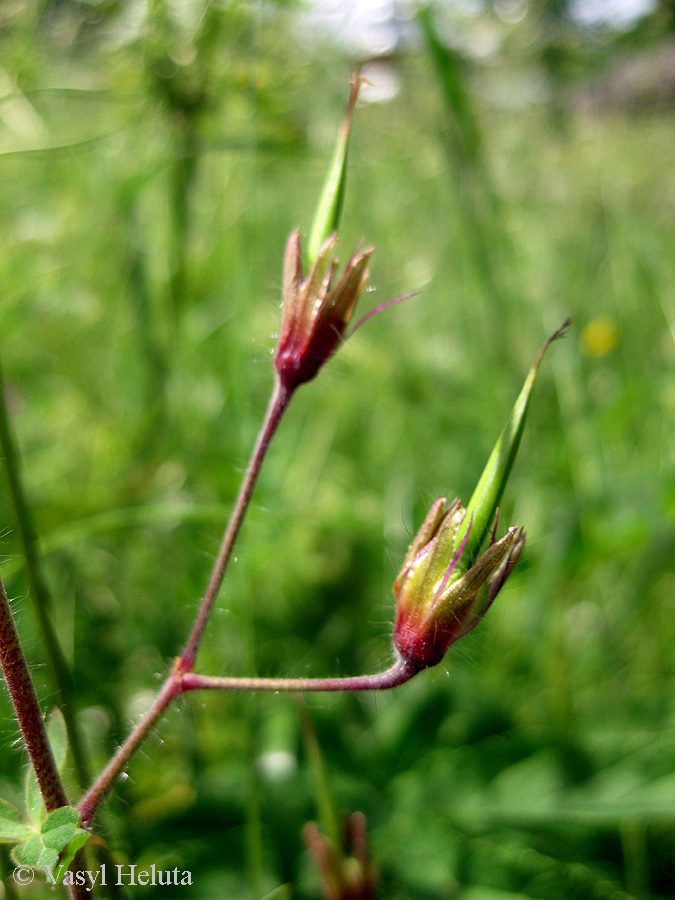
[1,1,675,898]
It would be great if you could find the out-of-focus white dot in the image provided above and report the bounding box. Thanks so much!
[256,750,297,782]
[360,60,401,104]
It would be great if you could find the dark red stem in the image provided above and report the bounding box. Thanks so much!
[0,575,69,812]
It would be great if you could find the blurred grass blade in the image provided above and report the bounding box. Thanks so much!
[302,710,342,857]
[0,502,246,582]
[456,320,571,558]
[246,745,263,900]
[307,72,361,265]
[418,5,516,345]
[417,4,499,224]
[258,887,292,900]
[417,6,483,174]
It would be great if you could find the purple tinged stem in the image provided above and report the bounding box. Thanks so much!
[78,677,182,829]
[77,371,419,828]
[180,656,415,694]
[0,575,69,812]
[79,376,294,826]
[178,375,291,672]
[0,577,91,899]
[78,658,417,828]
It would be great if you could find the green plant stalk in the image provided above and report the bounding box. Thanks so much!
[1,372,134,899]
[168,114,198,326]
[0,358,89,788]
[418,6,514,357]
[302,711,342,853]
[245,740,264,900]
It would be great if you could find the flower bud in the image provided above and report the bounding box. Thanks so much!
[274,231,372,392]
[392,320,569,672]
[393,499,525,671]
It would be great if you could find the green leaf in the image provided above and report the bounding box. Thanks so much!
[41,806,81,849]
[25,769,43,826]
[417,6,485,174]
[0,798,32,842]
[307,74,360,266]
[55,830,90,879]
[455,320,570,558]
[38,845,60,870]
[10,806,89,881]
[47,708,68,772]
[12,833,51,869]
[42,821,79,851]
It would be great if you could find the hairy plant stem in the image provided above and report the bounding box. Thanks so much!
[0,359,89,788]
[178,374,291,672]
[77,375,417,830]
[78,657,415,829]
[179,658,416,694]
[79,375,293,826]
[0,575,90,900]
[0,575,69,810]
[78,676,182,829]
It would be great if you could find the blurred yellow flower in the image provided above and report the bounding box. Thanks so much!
[580,316,619,357]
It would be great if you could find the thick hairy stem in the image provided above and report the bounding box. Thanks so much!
[0,578,88,894]
[178,376,291,671]
[0,575,69,810]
